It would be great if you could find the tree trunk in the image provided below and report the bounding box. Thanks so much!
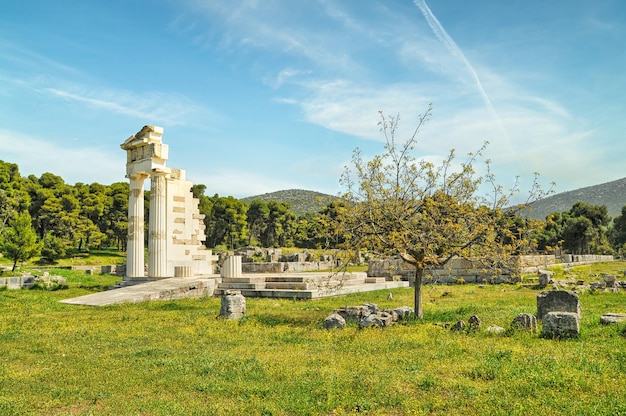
[414,267,424,319]
[12,258,18,272]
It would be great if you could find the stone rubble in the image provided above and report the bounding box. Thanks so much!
[326,303,415,329]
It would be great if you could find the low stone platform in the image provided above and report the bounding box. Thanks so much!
[60,276,219,306]
[215,271,409,299]
[60,272,409,306]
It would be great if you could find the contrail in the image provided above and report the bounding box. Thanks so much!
[413,0,512,143]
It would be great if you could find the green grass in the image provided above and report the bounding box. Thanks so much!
[1,267,625,415]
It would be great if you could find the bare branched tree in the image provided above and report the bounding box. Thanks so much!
[338,105,551,318]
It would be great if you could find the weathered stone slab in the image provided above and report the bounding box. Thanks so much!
[603,274,618,288]
[600,313,626,325]
[537,290,581,320]
[468,315,482,331]
[538,270,554,287]
[486,325,505,334]
[324,313,346,329]
[358,312,394,328]
[542,311,580,338]
[61,277,217,306]
[393,306,414,320]
[511,313,538,332]
[451,320,466,331]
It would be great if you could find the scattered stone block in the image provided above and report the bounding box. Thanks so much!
[324,313,346,329]
[537,290,581,320]
[363,303,379,315]
[393,306,414,320]
[381,309,399,322]
[358,312,394,328]
[590,281,606,290]
[603,274,617,288]
[8,276,34,290]
[600,313,626,325]
[335,305,372,322]
[511,313,538,332]
[451,320,466,332]
[35,275,67,290]
[219,290,246,320]
[468,315,481,331]
[542,312,580,339]
[486,325,505,334]
[538,270,554,287]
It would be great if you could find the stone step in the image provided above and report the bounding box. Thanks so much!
[221,277,267,284]
[264,282,318,290]
[365,277,388,283]
[217,282,266,290]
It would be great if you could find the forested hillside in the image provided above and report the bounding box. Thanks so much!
[241,189,335,216]
[4,158,626,266]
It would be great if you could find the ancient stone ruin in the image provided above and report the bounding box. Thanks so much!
[120,126,215,283]
[323,303,415,329]
[536,290,581,320]
[219,290,246,320]
[537,290,581,338]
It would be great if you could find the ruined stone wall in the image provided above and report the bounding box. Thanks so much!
[242,261,334,274]
[368,254,615,284]
[166,170,215,276]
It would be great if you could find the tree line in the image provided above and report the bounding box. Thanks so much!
[2,156,626,271]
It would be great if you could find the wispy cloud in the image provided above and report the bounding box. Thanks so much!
[412,0,511,143]
[43,86,212,127]
[0,69,217,129]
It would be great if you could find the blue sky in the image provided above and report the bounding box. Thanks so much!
[1,0,624,200]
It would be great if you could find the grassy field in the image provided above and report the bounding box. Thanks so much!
[1,264,625,415]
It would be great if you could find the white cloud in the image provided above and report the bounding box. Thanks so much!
[189,169,303,199]
[0,129,125,185]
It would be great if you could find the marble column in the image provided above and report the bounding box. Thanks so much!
[221,256,243,278]
[148,172,168,278]
[127,173,148,278]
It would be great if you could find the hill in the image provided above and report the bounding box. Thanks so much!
[241,189,336,216]
[526,177,626,220]
[241,178,626,221]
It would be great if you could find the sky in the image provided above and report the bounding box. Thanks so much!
[1,0,625,201]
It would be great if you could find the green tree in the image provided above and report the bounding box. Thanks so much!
[205,195,249,249]
[338,107,547,318]
[261,201,297,247]
[609,205,626,253]
[246,200,269,246]
[41,232,68,263]
[102,182,129,250]
[0,189,15,235]
[2,210,41,271]
[562,216,594,255]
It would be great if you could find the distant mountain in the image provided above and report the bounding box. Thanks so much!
[241,189,336,216]
[242,178,626,221]
[526,177,626,220]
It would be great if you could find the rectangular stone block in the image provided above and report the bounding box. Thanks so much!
[542,311,580,338]
[173,207,185,213]
[537,290,581,320]
[173,196,186,202]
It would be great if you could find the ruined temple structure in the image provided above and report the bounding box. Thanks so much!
[120,126,214,282]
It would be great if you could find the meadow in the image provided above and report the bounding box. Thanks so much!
[0,263,625,415]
